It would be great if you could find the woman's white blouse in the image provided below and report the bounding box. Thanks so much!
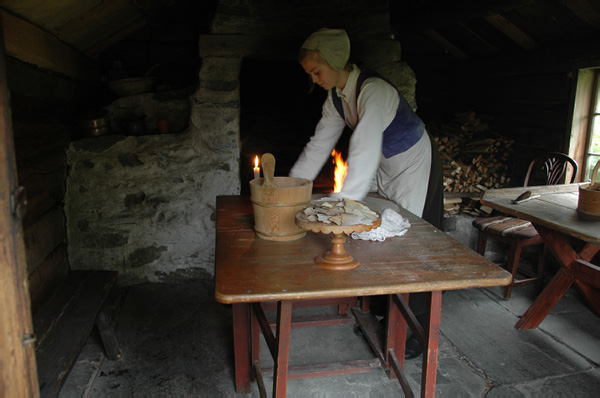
[290,66,400,200]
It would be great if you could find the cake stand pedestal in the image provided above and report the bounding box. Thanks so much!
[295,212,381,270]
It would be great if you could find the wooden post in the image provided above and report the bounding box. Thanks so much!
[0,15,40,397]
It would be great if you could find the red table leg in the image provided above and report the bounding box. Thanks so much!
[574,259,600,315]
[232,303,251,393]
[515,267,574,329]
[386,293,416,397]
[250,304,260,371]
[421,291,442,398]
[574,244,600,316]
[386,293,408,375]
[516,226,600,329]
[273,301,293,398]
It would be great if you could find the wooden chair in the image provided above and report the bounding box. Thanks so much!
[472,152,578,299]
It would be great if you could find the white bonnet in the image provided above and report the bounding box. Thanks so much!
[301,29,350,70]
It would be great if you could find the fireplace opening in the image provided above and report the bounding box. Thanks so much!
[240,57,353,195]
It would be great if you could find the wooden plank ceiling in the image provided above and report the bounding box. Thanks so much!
[0,0,598,79]
[0,0,146,58]
[390,0,600,63]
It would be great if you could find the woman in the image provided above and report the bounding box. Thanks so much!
[290,28,444,359]
[290,28,442,225]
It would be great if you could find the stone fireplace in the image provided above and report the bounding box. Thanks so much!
[65,0,420,284]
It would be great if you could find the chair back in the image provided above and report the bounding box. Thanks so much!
[523,152,578,187]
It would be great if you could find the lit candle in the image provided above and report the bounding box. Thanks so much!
[253,156,260,179]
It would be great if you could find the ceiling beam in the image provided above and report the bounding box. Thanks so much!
[0,10,98,82]
[81,16,146,57]
[423,30,469,60]
[484,14,538,50]
[562,0,600,29]
[390,0,538,33]
[53,0,131,41]
[458,22,501,55]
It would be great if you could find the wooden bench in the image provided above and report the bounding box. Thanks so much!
[32,270,121,397]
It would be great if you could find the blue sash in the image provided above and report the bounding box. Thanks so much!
[331,70,424,158]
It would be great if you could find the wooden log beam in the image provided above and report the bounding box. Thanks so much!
[0,10,98,82]
[53,0,131,40]
[457,22,501,55]
[423,30,469,60]
[27,243,69,314]
[81,16,146,58]
[390,0,535,33]
[563,0,600,29]
[23,207,65,275]
[484,14,538,50]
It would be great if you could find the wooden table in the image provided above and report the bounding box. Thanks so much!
[214,195,511,397]
[480,184,600,329]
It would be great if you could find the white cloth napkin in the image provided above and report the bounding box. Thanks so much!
[351,208,411,241]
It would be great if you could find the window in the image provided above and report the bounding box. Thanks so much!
[569,66,600,182]
[586,71,600,181]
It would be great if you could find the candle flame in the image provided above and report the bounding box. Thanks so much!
[254,156,259,168]
[331,149,347,193]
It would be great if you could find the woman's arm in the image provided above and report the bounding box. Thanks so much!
[289,94,346,181]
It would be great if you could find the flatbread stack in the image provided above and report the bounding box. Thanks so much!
[302,198,379,226]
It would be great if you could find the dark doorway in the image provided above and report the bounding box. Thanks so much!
[240,57,347,194]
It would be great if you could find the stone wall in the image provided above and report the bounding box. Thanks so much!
[65,0,422,284]
[65,57,241,284]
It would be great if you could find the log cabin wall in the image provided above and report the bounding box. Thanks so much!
[407,51,583,200]
[393,0,600,187]
[438,46,599,185]
[7,57,98,312]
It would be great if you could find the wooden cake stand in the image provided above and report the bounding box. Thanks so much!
[295,212,381,270]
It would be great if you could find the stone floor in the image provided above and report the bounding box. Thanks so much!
[60,270,600,397]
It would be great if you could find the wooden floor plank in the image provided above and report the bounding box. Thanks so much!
[35,270,118,397]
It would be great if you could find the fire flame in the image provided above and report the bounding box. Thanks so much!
[331,149,347,193]
[254,155,259,168]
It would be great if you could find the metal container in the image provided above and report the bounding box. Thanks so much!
[80,115,110,137]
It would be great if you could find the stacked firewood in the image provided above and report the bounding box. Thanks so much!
[431,112,514,215]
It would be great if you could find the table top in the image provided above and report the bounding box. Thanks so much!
[480,184,600,245]
[214,195,511,304]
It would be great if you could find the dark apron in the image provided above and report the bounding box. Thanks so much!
[422,131,444,230]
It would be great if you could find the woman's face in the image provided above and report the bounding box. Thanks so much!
[301,51,341,91]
